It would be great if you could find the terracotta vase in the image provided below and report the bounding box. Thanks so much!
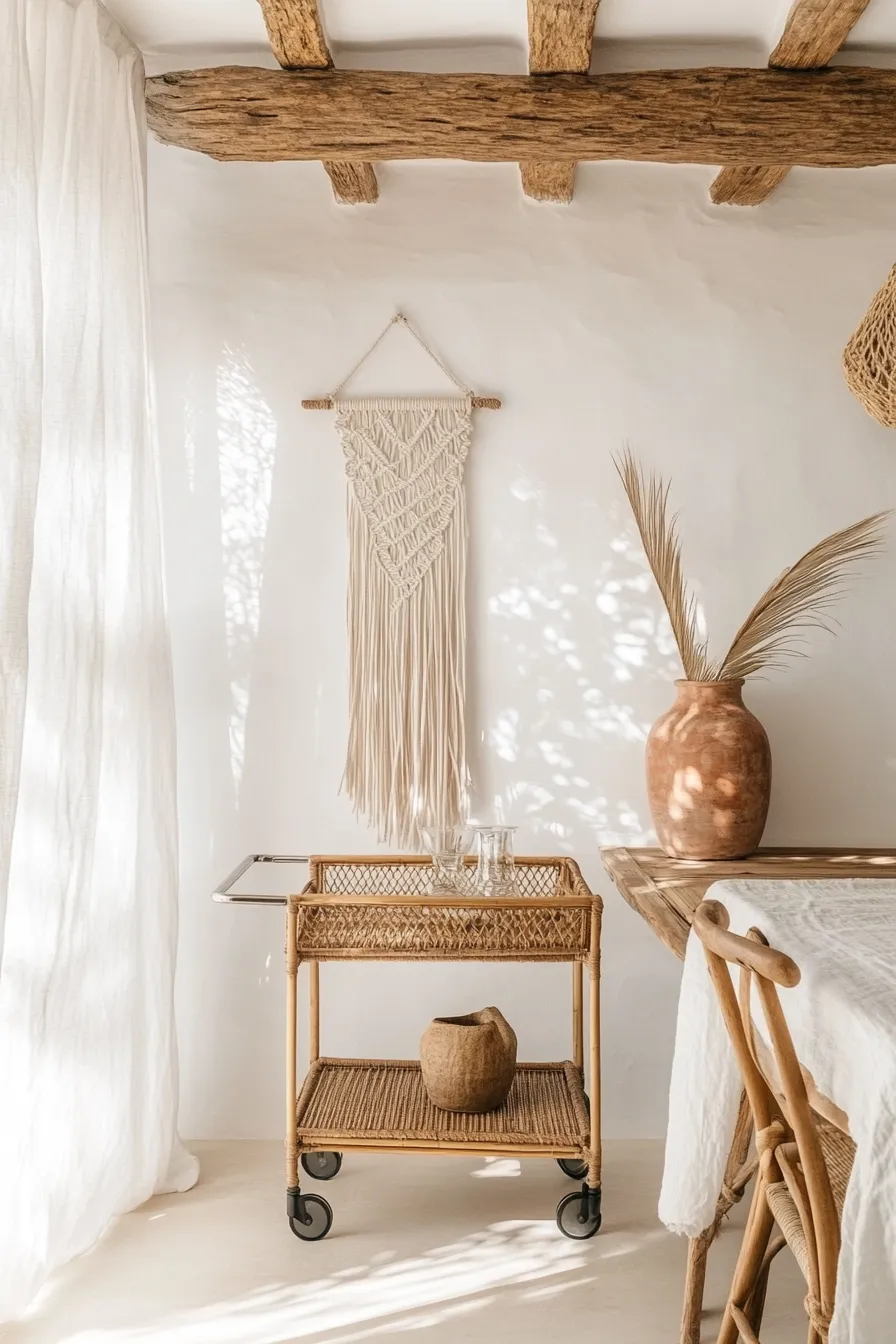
[420,1007,517,1114]
[646,679,771,861]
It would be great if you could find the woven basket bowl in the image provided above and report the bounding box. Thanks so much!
[420,1006,518,1114]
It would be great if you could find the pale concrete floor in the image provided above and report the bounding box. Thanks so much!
[4,1141,806,1343]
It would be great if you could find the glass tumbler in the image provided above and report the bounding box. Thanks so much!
[420,825,474,895]
[472,825,520,897]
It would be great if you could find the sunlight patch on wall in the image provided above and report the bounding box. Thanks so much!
[183,395,198,494]
[216,347,276,793]
[476,523,679,844]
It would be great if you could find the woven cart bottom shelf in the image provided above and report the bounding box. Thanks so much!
[296,1058,591,1157]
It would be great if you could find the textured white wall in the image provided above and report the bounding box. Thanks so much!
[149,145,896,1140]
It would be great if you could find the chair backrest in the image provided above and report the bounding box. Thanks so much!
[692,899,842,1317]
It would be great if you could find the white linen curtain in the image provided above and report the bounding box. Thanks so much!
[0,0,198,1318]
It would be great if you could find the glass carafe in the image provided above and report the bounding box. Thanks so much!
[420,825,474,895]
[472,825,519,897]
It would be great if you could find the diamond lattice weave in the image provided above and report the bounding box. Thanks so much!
[336,398,471,605]
[843,264,896,428]
[314,860,574,898]
[294,901,590,961]
[334,397,472,847]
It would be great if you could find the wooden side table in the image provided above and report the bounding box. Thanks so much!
[601,845,896,1344]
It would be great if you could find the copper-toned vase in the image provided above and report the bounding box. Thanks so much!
[646,680,771,861]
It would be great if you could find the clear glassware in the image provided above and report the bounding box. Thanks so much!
[472,825,520,898]
[420,825,474,895]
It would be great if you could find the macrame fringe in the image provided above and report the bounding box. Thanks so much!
[336,399,471,847]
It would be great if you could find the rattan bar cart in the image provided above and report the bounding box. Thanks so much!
[281,855,603,1242]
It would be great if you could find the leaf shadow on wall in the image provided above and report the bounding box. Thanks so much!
[465,480,683,851]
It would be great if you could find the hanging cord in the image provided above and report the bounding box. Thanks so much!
[328,313,474,401]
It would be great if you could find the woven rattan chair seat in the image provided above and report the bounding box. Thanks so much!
[766,1116,856,1282]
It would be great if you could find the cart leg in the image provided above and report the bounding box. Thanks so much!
[309,961,320,1064]
[556,926,602,1239]
[572,962,583,1071]
[286,899,300,1206]
[587,915,601,1197]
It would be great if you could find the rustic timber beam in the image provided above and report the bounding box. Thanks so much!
[321,161,378,205]
[710,0,872,206]
[710,164,791,206]
[771,0,873,68]
[523,0,600,203]
[257,0,377,205]
[257,0,331,69]
[146,66,896,168]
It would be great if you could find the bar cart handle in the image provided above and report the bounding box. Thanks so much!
[213,853,310,905]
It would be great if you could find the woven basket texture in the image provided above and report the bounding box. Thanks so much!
[766,1118,855,1283]
[419,1007,518,1113]
[294,900,590,960]
[843,264,896,428]
[313,858,581,897]
[295,857,598,962]
[295,1058,590,1148]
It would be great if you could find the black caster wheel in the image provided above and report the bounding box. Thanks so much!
[556,1185,602,1240]
[557,1158,589,1180]
[302,1151,343,1181]
[287,1193,333,1241]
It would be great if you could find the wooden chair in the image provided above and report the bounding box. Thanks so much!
[692,900,855,1344]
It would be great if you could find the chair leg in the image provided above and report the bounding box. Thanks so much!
[679,1092,755,1344]
[745,1260,771,1338]
[681,1229,713,1344]
[717,1181,776,1344]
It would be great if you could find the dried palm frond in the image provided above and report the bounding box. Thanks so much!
[717,511,890,680]
[614,448,711,681]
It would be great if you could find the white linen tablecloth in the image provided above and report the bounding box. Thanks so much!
[659,879,896,1344]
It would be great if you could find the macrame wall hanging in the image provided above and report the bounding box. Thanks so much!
[843,264,896,428]
[303,315,500,847]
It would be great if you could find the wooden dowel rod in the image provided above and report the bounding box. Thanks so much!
[301,395,501,410]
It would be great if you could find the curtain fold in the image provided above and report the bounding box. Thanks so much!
[0,0,197,1318]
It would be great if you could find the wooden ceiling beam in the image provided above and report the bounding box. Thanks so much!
[520,160,577,203]
[710,164,791,206]
[770,0,872,69]
[322,160,378,204]
[528,0,600,71]
[523,0,600,203]
[710,0,872,206]
[257,0,331,69]
[146,66,896,168]
[257,0,378,204]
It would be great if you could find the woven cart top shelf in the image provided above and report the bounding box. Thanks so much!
[296,1059,590,1156]
[292,855,601,963]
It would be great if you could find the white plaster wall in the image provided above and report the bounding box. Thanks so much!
[149,146,896,1140]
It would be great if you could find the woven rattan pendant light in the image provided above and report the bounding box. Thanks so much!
[843,264,896,428]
